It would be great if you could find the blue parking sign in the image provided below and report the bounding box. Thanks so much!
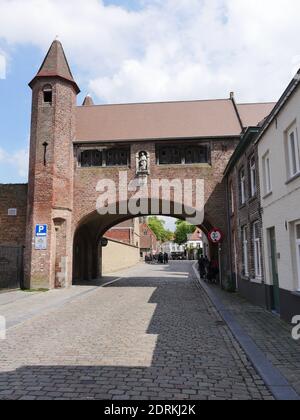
[35,224,48,237]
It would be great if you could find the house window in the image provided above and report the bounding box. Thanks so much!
[296,223,300,291]
[157,144,210,165]
[240,168,246,205]
[242,226,249,277]
[249,155,257,197]
[81,150,103,167]
[262,152,272,195]
[253,222,262,279]
[80,147,130,168]
[184,146,209,164]
[43,85,52,104]
[287,126,300,178]
[106,148,130,167]
[158,146,182,165]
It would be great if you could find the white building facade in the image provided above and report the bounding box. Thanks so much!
[161,242,185,256]
[257,74,300,322]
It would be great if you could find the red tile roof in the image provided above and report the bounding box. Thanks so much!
[237,103,276,127]
[75,99,275,142]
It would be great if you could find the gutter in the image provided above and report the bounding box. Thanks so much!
[224,126,260,176]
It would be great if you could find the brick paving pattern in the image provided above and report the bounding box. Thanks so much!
[0,262,273,400]
[205,282,300,396]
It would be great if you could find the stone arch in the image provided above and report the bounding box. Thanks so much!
[72,198,217,283]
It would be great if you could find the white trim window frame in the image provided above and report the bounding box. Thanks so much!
[240,168,246,205]
[242,226,249,277]
[296,223,300,292]
[263,152,272,196]
[287,126,300,179]
[250,155,257,197]
[253,221,262,280]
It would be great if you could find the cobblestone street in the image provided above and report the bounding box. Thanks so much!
[0,262,273,400]
[204,281,300,396]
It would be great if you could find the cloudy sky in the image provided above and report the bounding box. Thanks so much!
[1,0,300,185]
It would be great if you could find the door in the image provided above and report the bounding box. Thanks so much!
[269,228,280,312]
[0,246,24,289]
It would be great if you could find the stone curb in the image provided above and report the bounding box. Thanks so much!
[192,263,300,401]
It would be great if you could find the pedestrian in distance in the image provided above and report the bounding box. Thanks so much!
[204,256,210,282]
[164,253,169,265]
[198,255,206,279]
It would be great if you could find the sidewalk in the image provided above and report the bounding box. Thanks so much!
[0,284,106,330]
[196,271,300,397]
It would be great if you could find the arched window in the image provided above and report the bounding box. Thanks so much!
[43,85,53,104]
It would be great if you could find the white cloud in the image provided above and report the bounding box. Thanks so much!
[0,0,300,103]
[0,53,6,79]
[0,147,29,179]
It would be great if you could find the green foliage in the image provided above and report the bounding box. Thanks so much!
[174,220,196,245]
[147,216,174,243]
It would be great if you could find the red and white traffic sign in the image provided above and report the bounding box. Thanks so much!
[208,228,223,244]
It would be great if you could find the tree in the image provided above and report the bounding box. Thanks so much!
[147,216,174,243]
[174,220,196,245]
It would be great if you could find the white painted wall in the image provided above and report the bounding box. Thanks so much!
[258,87,300,292]
[102,240,140,275]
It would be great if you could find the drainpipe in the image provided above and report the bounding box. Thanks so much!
[225,174,234,291]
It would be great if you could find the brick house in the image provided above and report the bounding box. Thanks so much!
[224,126,272,308]
[105,219,140,247]
[139,223,158,257]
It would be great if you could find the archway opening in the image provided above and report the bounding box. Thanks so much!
[72,199,217,285]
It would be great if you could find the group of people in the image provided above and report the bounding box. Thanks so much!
[145,252,169,265]
[198,255,219,284]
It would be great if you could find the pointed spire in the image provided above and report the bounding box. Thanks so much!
[29,40,80,94]
[82,94,94,106]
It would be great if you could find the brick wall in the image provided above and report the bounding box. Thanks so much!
[73,139,238,231]
[0,184,28,246]
[226,133,267,306]
[105,229,131,244]
[139,223,158,251]
[72,138,239,283]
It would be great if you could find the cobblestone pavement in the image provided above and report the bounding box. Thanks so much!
[0,262,273,400]
[205,282,300,396]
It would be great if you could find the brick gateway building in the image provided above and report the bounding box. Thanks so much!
[0,41,274,290]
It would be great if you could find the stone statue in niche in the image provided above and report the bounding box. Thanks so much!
[136,151,150,175]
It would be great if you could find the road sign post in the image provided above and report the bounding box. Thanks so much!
[35,225,48,250]
[208,228,224,289]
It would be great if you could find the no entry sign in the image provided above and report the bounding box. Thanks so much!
[208,228,223,244]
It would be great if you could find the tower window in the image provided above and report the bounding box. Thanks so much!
[43,85,53,104]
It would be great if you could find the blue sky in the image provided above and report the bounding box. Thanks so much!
[1,0,300,186]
